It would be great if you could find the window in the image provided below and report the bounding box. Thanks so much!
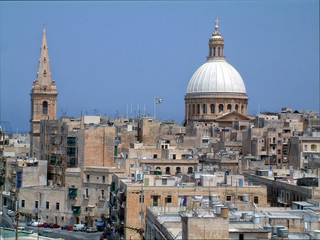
[235,104,239,112]
[62,216,64,221]
[254,196,259,204]
[226,196,231,201]
[172,154,176,160]
[102,176,105,183]
[192,104,195,114]
[203,104,207,114]
[43,57,46,62]
[188,167,193,174]
[227,104,231,111]
[176,167,181,174]
[197,104,200,114]
[153,154,158,159]
[42,101,48,115]
[210,104,215,114]
[218,47,221,56]
[153,196,159,206]
[86,175,90,182]
[304,145,308,151]
[311,144,316,151]
[85,188,89,198]
[101,190,105,199]
[213,47,216,56]
[21,200,25,208]
[35,201,38,209]
[165,167,170,175]
[162,179,167,185]
[46,202,49,209]
[166,195,172,204]
[56,202,60,210]
[139,195,144,203]
[219,104,224,112]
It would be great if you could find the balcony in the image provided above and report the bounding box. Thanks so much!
[68,188,78,198]
[67,137,76,146]
[67,147,76,156]
[72,206,81,215]
[50,156,57,165]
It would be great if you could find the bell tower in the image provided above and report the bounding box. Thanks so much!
[30,27,58,158]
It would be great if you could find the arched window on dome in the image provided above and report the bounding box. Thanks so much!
[192,104,195,115]
[213,47,216,56]
[218,47,221,56]
[210,104,215,114]
[197,104,200,114]
[43,101,48,115]
[235,104,239,113]
[227,104,232,112]
[219,104,224,113]
[203,104,207,114]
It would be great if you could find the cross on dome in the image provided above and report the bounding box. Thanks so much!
[214,18,219,34]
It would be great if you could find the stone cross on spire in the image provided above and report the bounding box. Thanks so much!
[214,18,219,34]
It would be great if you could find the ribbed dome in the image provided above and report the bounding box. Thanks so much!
[186,59,246,94]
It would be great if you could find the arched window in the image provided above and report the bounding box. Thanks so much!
[189,104,192,116]
[188,167,193,174]
[241,105,244,114]
[218,47,221,56]
[227,104,232,111]
[165,167,170,175]
[235,104,239,113]
[42,101,48,115]
[213,47,216,56]
[156,166,161,170]
[176,167,181,174]
[210,104,215,114]
[192,104,195,114]
[203,104,207,114]
[219,104,224,112]
[197,104,200,114]
[43,57,46,62]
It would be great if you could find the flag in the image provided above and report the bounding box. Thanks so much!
[155,98,163,104]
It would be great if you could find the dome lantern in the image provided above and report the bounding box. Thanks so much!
[208,18,225,60]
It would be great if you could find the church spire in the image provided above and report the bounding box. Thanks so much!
[36,26,52,88]
[208,18,225,60]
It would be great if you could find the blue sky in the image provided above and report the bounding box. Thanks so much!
[0,0,319,133]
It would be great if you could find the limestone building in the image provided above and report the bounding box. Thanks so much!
[184,19,249,126]
[30,27,58,158]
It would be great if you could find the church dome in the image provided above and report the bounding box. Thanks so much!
[186,59,246,95]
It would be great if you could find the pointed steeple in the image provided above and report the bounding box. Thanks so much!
[36,26,52,88]
[208,18,225,60]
